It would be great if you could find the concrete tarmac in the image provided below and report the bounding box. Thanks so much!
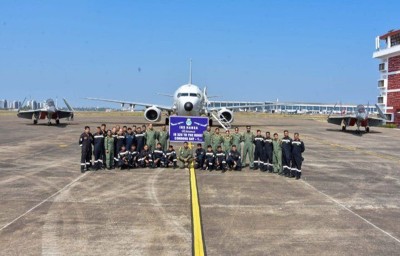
[0,112,399,255]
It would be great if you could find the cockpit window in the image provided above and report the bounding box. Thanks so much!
[177,93,189,98]
[190,93,197,97]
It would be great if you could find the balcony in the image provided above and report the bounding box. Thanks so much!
[373,44,400,59]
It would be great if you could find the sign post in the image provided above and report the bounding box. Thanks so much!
[169,116,209,143]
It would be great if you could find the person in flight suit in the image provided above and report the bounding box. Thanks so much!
[232,127,243,156]
[165,145,178,169]
[281,130,293,177]
[194,143,206,169]
[104,130,115,170]
[116,129,126,163]
[204,145,216,171]
[227,145,242,171]
[211,127,223,152]
[135,126,146,153]
[263,131,274,172]
[178,142,193,169]
[79,126,93,173]
[112,127,118,165]
[215,145,227,172]
[202,126,212,149]
[272,133,282,174]
[253,130,264,170]
[145,123,157,151]
[222,129,233,153]
[291,133,305,180]
[242,126,255,169]
[152,143,166,168]
[93,127,104,170]
[157,125,169,152]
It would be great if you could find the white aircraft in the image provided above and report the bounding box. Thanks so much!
[17,98,74,125]
[86,61,265,128]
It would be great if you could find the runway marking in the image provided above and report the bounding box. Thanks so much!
[301,180,400,244]
[0,172,89,232]
[189,163,207,256]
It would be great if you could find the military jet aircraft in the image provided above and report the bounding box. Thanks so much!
[86,61,265,129]
[17,98,74,125]
[327,104,386,133]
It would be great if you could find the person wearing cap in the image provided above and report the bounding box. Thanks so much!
[222,129,233,153]
[242,125,255,169]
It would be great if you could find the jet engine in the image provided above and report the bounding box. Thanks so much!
[144,107,162,122]
[217,108,234,123]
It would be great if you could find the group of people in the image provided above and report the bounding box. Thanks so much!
[79,123,305,179]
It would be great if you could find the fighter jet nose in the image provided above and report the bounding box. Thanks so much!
[184,102,193,111]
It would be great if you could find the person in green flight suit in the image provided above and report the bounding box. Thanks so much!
[242,125,255,169]
[145,123,157,150]
[202,126,212,147]
[178,142,193,169]
[157,125,169,152]
[211,127,223,152]
[232,127,243,156]
[272,132,282,174]
[104,129,115,170]
[222,129,233,153]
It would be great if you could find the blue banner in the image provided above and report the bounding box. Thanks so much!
[169,116,209,142]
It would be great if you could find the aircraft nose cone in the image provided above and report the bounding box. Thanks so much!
[184,102,193,111]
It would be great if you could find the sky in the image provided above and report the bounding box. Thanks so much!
[0,0,399,108]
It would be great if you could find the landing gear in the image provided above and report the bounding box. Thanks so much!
[33,119,38,125]
[341,125,346,131]
[209,119,213,127]
[365,126,370,133]
[47,121,51,125]
[56,119,60,125]
[165,117,169,125]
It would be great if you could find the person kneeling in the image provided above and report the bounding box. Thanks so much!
[118,145,130,170]
[165,145,178,169]
[152,143,166,168]
[138,144,153,168]
[178,142,193,169]
[128,145,138,169]
[204,145,215,171]
[227,145,242,171]
[215,146,227,171]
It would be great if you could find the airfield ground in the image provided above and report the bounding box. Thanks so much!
[0,112,400,255]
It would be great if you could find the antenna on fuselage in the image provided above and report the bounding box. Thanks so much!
[189,58,192,85]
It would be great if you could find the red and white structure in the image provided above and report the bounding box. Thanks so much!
[373,29,400,125]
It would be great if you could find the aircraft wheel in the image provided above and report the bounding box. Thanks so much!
[165,118,169,125]
[209,119,213,127]
[56,119,60,125]
[33,120,38,125]
[366,127,370,133]
[48,121,51,126]
[341,125,346,131]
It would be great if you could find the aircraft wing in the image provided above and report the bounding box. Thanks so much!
[17,110,38,119]
[57,110,74,119]
[85,97,172,111]
[207,103,266,111]
[327,116,352,125]
[367,117,386,127]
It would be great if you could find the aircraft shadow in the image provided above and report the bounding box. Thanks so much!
[325,128,382,136]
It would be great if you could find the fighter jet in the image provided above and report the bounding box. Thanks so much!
[86,61,265,129]
[327,104,386,133]
[17,98,74,125]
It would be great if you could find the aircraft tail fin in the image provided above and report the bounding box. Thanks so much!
[375,104,387,120]
[18,98,27,112]
[63,98,75,112]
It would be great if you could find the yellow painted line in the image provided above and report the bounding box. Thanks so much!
[58,144,68,148]
[189,162,206,256]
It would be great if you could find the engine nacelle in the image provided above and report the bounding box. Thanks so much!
[217,108,234,123]
[144,107,162,122]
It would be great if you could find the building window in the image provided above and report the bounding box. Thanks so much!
[378,80,384,87]
[391,33,400,47]
[379,63,385,71]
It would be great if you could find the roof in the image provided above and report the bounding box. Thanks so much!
[380,29,400,40]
